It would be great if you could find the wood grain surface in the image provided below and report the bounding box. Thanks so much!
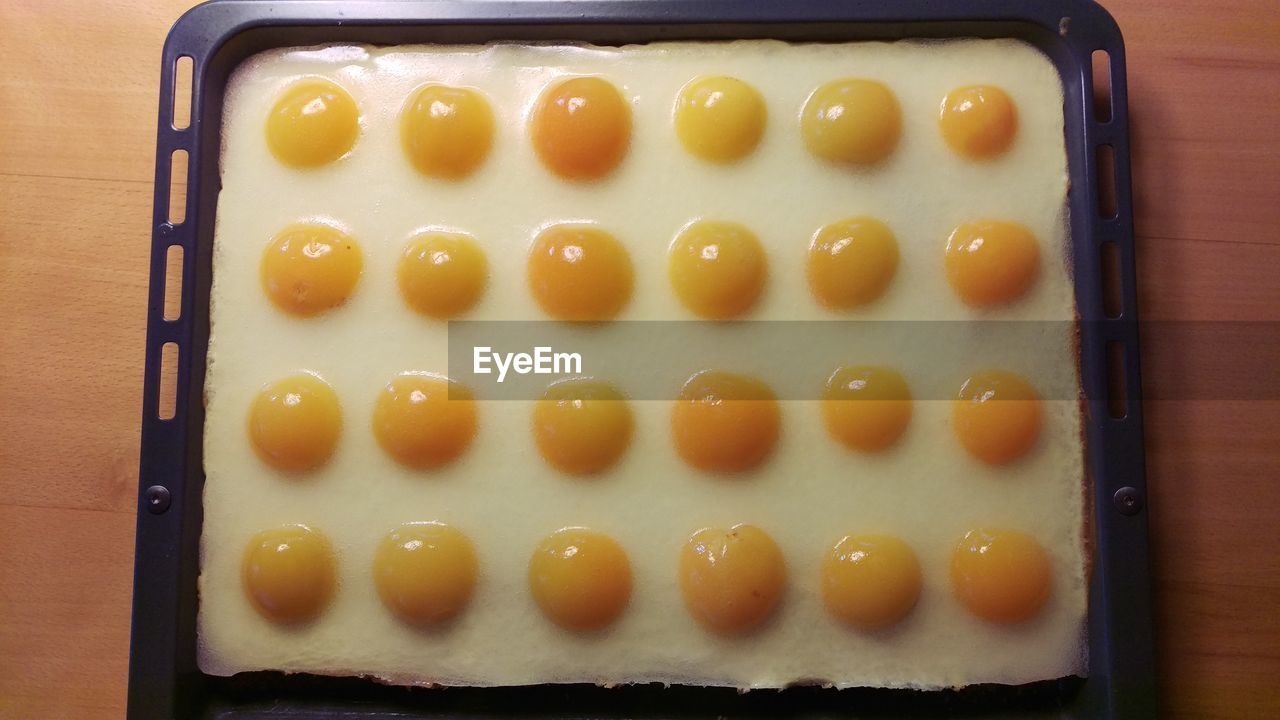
[1,1,1277,717]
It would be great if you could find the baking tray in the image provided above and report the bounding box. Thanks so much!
[129,0,1154,717]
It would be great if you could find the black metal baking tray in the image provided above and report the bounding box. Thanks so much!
[129,1,1154,717]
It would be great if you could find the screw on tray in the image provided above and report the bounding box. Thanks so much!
[1113,486,1144,516]
[144,485,172,515]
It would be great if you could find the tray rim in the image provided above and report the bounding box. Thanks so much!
[129,1,1154,717]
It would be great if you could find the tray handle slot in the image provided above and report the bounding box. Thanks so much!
[1100,240,1122,318]
[167,149,189,225]
[157,341,179,421]
[1105,340,1128,419]
[172,55,193,130]
[1096,144,1117,219]
[1091,49,1112,123]
[163,245,184,321]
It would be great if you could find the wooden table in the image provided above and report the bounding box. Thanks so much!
[1,1,1276,717]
